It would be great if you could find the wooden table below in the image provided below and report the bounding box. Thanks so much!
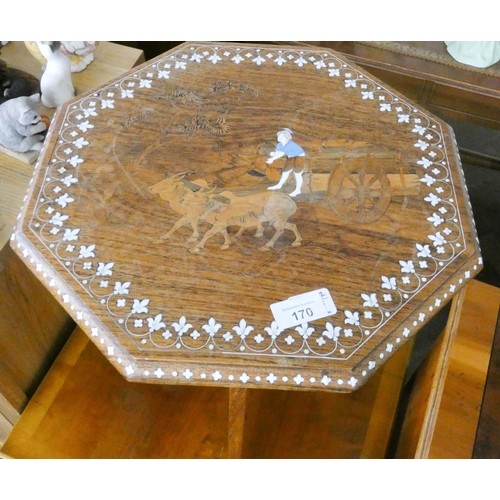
[473,305,500,458]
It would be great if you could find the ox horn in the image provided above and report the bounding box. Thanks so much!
[173,171,188,178]
[163,171,187,179]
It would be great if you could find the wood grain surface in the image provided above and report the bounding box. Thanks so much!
[427,281,499,458]
[0,328,228,458]
[11,42,482,393]
[396,280,500,458]
[473,294,500,458]
[0,244,75,412]
[1,326,411,458]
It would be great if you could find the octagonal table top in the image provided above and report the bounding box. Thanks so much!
[12,42,482,392]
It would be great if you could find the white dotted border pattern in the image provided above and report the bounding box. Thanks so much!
[11,230,482,391]
[23,44,477,365]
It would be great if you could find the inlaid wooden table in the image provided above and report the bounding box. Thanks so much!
[11,42,482,401]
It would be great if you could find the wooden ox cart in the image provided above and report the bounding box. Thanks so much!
[259,139,421,224]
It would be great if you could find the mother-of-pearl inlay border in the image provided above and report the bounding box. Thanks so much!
[15,44,482,389]
[9,230,484,389]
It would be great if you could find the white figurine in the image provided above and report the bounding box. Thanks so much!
[37,41,75,108]
[267,128,306,197]
[445,41,500,69]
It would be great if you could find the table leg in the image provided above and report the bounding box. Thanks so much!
[228,387,248,458]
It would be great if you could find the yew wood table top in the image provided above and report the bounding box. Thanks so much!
[11,42,482,393]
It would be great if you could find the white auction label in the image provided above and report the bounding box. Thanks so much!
[270,288,337,331]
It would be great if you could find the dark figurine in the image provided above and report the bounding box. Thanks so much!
[0,52,41,105]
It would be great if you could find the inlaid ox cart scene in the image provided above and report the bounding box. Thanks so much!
[148,138,420,252]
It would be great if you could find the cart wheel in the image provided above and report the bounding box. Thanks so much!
[328,159,391,223]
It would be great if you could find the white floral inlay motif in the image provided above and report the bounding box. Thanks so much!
[24,43,479,388]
